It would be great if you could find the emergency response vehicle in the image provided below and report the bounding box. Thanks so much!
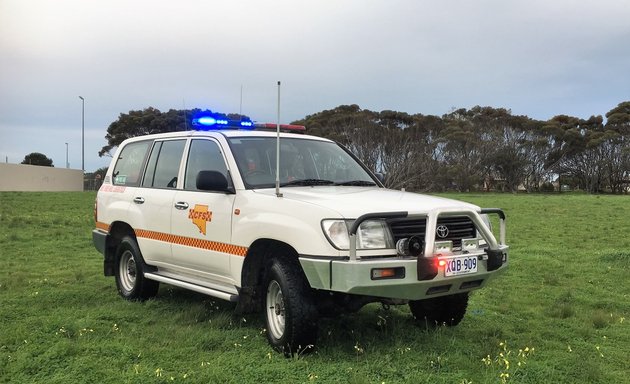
[92,113,509,355]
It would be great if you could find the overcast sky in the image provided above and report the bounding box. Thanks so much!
[1,0,629,172]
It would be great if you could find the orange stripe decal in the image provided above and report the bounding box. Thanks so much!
[93,222,248,257]
[135,229,248,257]
[95,221,110,231]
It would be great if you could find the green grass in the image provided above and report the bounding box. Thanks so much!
[0,192,628,383]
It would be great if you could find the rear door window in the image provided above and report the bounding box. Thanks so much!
[142,140,186,188]
[112,140,151,186]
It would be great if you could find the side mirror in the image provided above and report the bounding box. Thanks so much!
[196,170,234,193]
[374,172,386,184]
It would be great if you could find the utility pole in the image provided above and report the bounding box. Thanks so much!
[79,96,85,172]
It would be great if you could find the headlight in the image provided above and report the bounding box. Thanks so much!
[322,219,394,250]
[357,220,394,249]
[322,220,350,249]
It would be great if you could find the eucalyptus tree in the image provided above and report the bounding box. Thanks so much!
[98,108,244,157]
[544,115,606,193]
[603,101,630,193]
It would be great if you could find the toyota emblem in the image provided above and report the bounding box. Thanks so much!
[436,225,449,238]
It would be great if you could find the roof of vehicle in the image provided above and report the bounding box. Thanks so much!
[119,129,333,145]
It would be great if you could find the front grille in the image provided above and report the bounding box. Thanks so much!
[388,216,476,249]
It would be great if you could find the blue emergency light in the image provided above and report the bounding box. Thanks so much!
[192,112,254,130]
[195,116,218,126]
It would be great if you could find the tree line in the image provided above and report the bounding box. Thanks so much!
[99,102,630,194]
[295,102,630,193]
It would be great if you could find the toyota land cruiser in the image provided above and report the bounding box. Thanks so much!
[92,115,508,355]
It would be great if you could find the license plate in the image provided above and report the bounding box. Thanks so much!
[443,256,478,277]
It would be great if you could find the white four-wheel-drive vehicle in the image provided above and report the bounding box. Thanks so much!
[92,115,508,355]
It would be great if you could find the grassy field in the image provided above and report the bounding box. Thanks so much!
[0,192,628,384]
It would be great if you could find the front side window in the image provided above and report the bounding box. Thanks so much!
[142,140,186,188]
[184,139,229,190]
[112,140,151,186]
[227,137,376,189]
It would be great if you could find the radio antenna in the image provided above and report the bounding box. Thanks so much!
[239,85,243,116]
[183,98,188,131]
[275,81,283,198]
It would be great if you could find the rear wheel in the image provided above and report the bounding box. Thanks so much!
[264,257,318,356]
[409,293,469,327]
[114,236,159,301]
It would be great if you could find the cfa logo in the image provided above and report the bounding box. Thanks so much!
[189,204,212,235]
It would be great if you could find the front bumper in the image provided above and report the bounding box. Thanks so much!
[300,246,508,301]
[301,206,509,301]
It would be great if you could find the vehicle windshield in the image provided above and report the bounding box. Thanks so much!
[227,137,377,189]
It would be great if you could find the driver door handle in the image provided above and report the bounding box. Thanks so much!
[174,201,189,210]
[133,197,145,204]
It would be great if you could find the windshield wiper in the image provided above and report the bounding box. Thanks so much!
[280,179,335,187]
[334,180,377,186]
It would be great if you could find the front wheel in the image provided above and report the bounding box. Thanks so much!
[409,293,469,327]
[264,257,318,356]
[114,236,159,301]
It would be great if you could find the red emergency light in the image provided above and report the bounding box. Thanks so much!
[253,123,306,133]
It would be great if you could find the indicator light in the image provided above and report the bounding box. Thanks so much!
[370,267,405,280]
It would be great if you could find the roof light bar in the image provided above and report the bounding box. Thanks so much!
[192,112,254,130]
[190,112,305,133]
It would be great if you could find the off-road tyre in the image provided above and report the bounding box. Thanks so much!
[264,257,318,356]
[114,236,159,301]
[409,293,469,327]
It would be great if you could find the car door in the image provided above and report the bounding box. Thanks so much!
[133,139,186,266]
[170,138,237,284]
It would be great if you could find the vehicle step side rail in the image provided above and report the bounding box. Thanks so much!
[144,272,239,302]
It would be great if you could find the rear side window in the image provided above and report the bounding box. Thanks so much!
[142,140,186,188]
[112,141,151,186]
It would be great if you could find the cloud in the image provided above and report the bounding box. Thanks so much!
[1,0,629,171]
